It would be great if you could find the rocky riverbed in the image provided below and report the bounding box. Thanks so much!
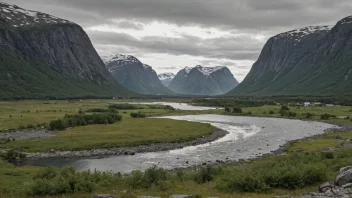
[25,128,228,159]
[0,129,54,140]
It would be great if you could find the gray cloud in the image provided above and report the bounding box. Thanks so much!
[88,30,263,60]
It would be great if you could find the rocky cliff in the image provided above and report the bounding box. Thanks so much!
[169,65,239,95]
[0,2,131,99]
[104,54,173,95]
[229,17,352,96]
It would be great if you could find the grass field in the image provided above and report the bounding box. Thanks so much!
[241,105,352,125]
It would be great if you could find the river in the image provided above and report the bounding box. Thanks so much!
[23,111,336,173]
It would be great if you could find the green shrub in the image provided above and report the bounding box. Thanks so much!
[224,107,231,113]
[281,105,290,111]
[232,107,242,114]
[86,108,118,113]
[0,150,26,161]
[130,112,146,118]
[320,113,336,120]
[108,104,139,110]
[269,110,275,115]
[49,113,122,130]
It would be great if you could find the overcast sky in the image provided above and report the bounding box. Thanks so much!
[5,0,352,81]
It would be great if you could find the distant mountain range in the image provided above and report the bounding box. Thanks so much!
[169,65,239,95]
[229,16,352,96]
[0,2,131,99]
[103,55,173,95]
[158,73,176,86]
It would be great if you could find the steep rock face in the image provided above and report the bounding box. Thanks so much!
[230,19,352,96]
[0,2,131,99]
[169,66,238,95]
[104,55,173,95]
[158,73,175,86]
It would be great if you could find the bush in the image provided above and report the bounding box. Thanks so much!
[86,108,118,113]
[49,113,122,130]
[304,112,314,118]
[232,107,242,114]
[108,104,139,110]
[281,105,290,111]
[0,150,26,161]
[269,110,275,115]
[224,107,231,113]
[125,166,168,189]
[320,113,336,120]
[24,167,114,196]
[130,112,146,118]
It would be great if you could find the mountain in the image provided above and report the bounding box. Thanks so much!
[229,17,352,96]
[104,55,173,95]
[0,2,132,99]
[158,73,175,86]
[168,65,239,95]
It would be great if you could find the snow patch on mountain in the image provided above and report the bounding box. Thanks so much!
[195,65,226,76]
[158,73,176,81]
[0,2,72,27]
[275,26,332,42]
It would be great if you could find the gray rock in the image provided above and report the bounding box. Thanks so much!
[92,195,119,198]
[336,169,352,186]
[169,195,192,198]
[319,182,333,193]
[342,183,352,189]
[339,166,352,174]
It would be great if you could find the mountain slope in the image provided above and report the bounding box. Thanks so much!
[0,2,132,99]
[104,55,173,95]
[229,19,352,96]
[169,66,238,95]
[158,73,175,86]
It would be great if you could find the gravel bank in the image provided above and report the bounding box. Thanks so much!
[0,130,55,140]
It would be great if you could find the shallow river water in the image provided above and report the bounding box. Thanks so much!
[24,113,337,173]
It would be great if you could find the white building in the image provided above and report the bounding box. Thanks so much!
[304,102,311,107]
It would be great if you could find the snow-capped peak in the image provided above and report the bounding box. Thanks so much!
[194,65,226,76]
[158,73,176,80]
[102,54,139,65]
[0,2,72,28]
[275,25,332,42]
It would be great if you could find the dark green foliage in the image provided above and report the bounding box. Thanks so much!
[108,104,140,110]
[224,107,231,113]
[216,154,327,193]
[24,167,120,196]
[49,113,122,130]
[269,110,275,114]
[194,166,223,184]
[232,107,242,114]
[303,112,315,118]
[320,113,337,120]
[86,108,118,113]
[125,166,168,189]
[130,112,146,118]
[281,105,290,111]
[0,150,26,161]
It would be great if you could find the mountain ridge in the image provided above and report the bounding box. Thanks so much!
[104,54,174,95]
[169,65,239,95]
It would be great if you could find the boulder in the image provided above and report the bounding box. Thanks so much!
[342,183,352,189]
[339,166,352,174]
[319,182,333,193]
[92,195,119,198]
[336,169,352,186]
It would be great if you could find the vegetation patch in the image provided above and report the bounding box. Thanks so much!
[49,113,122,130]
